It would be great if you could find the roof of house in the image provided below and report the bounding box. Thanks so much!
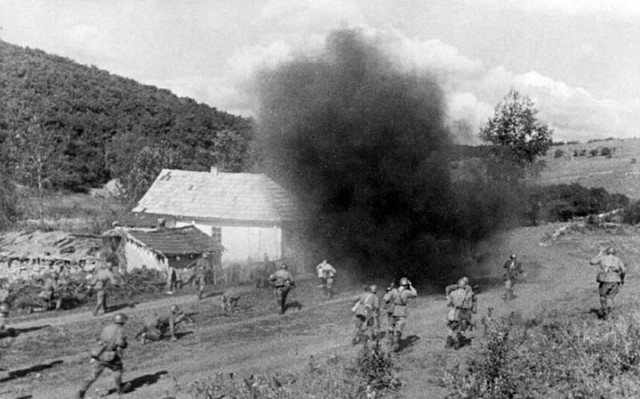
[116,226,223,256]
[132,169,298,223]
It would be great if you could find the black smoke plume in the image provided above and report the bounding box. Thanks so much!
[256,30,520,283]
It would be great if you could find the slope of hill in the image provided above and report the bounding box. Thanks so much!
[0,40,254,191]
[539,138,640,199]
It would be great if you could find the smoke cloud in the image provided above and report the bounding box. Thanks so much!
[256,29,519,283]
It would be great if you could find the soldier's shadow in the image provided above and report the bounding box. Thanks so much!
[0,360,63,382]
[285,301,303,312]
[173,331,194,340]
[109,370,168,395]
[396,335,420,352]
[106,302,137,313]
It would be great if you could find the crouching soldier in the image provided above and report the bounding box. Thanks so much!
[383,277,417,350]
[135,305,186,343]
[30,273,63,313]
[445,277,477,349]
[591,247,626,319]
[269,264,295,314]
[77,313,131,398]
[351,285,380,344]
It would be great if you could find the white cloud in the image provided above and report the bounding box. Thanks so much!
[469,0,640,18]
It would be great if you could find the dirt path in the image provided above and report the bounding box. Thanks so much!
[3,224,638,399]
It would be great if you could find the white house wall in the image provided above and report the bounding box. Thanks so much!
[221,225,281,265]
[124,241,167,273]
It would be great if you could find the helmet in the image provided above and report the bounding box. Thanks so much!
[606,247,616,255]
[369,284,378,294]
[458,277,469,286]
[399,277,410,287]
[280,264,288,270]
[114,313,128,325]
[170,305,180,314]
[509,254,517,260]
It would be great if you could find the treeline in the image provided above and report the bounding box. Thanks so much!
[0,40,255,193]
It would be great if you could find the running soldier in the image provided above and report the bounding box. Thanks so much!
[351,284,380,344]
[316,259,337,298]
[194,254,209,300]
[503,254,522,300]
[445,277,477,349]
[269,264,295,314]
[590,247,626,319]
[135,305,186,343]
[90,261,119,316]
[383,277,417,350]
[77,313,131,398]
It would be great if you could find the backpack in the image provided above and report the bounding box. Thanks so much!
[449,287,474,309]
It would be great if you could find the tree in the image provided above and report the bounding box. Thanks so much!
[480,89,553,174]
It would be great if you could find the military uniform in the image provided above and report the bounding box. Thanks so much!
[591,249,626,318]
[194,256,208,300]
[316,260,337,298]
[445,280,476,349]
[91,266,118,316]
[382,284,396,338]
[136,309,184,343]
[78,316,130,398]
[383,279,417,349]
[503,256,522,300]
[269,268,294,314]
[352,288,379,343]
[39,276,62,311]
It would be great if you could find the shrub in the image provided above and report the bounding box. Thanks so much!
[631,158,637,164]
[175,338,400,398]
[444,308,640,398]
[553,149,564,158]
[623,200,640,225]
[600,147,613,157]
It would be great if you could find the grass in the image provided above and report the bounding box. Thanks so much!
[443,305,640,398]
[174,338,401,399]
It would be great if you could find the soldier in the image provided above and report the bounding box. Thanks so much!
[30,273,63,313]
[221,290,241,315]
[382,282,396,340]
[316,259,337,298]
[445,277,477,349]
[90,261,119,317]
[166,266,179,295]
[269,264,295,314]
[351,284,380,344]
[77,313,131,398]
[503,254,522,300]
[590,247,626,319]
[383,277,417,350]
[194,253,209,300]
[135,305,186,343]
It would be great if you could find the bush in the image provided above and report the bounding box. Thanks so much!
[623,200,640,225]
[444,308,640,398]
[175,338,400,398]
[529,183,629,222]
[553,149,564,158]
[600,147,613,157]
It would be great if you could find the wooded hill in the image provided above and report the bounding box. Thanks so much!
[0,39,255,192]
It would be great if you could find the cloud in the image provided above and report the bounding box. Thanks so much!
[469,0,640,18]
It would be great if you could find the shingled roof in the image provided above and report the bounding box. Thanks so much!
[120,226,222,257]
[132,169,298,223]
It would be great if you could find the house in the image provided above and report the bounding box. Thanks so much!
[105,226,223,274]
[131,168,301,270]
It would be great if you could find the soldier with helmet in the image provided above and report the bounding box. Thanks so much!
[383,277,417,350]
[503,254,522,300]
[591,246,626,318]
[193,253,209,300]
[269,264,295,314]
[316,259,337,298]
[351,284,380,344]
[135,305,187,344]
[89,259,119,316]
[29,272,63,313]
[445,276,477,349]
[77,313,131,398]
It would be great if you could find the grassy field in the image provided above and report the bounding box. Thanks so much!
[538,138,640,199]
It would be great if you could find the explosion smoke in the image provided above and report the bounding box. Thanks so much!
[256,29,520,282]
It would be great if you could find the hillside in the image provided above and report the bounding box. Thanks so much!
[539,138,640,199]
[0,40,254,192]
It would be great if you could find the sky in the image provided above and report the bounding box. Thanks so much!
[1,0,639,142]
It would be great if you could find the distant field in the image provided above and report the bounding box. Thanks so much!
[538,138,640,199]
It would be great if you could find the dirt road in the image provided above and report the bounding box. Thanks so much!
[2,224,638,399]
